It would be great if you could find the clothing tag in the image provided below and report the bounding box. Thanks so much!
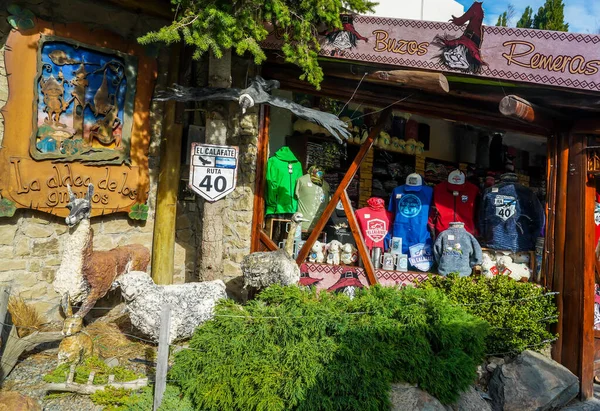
[307,182,313,187]
[448,234,455,240]
[453,191,459,196]
[492,187,498,192]
[365,214,370,218]
[396,194,402,199]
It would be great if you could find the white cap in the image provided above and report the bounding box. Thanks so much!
[405,173,423,191]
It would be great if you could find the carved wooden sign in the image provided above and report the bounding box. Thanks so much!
[0,19,156,218]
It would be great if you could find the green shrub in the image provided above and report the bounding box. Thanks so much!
[168,285,489,410]
[90,385,194,411]
[418,274,558,355]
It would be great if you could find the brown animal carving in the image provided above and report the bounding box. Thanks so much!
[88,96,122,148]
[54,183,150,319]
[40,70,69,126]
[58,294,93,365]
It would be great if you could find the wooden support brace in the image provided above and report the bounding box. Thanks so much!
[259,229,279,252]
[296,107,393,267]
[340,190,376,285]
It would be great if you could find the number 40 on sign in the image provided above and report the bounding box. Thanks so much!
[189,143,239,202]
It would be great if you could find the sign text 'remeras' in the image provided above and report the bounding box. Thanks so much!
[10,159,141,207]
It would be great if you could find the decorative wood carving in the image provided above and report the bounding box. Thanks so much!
[0,19,157,218]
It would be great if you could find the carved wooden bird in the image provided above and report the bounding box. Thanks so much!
[154,76,351,143]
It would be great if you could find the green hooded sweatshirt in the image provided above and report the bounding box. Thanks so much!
[265,147,303,215]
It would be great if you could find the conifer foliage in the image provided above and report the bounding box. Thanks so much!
[168,285,489,410]
[138,0,377,89]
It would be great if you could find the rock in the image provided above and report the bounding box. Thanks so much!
[486,356,505,372]
[447,386,492,411]
[0,258,27,271]
[0,224,18,245]
[488,350,579,411]
[561,398,600,410]
[0,391,41,411]
[32,238,59,256]
[104,357,119,367]
[22,224,54,238]
[389,383,447,411]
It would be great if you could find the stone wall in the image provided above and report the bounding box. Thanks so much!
[0,0,172,319]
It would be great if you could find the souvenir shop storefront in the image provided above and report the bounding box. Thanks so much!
[251,7,600,400]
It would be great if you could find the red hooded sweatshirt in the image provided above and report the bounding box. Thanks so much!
[355,197,392,250]
[428,181,479,237]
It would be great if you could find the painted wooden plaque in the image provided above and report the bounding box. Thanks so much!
[0,19,156,218]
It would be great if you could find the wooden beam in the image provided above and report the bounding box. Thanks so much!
[296,107,392,266]
[151,45,182,285]
[562,133,587,393]
[552,133,568,363]
[251,106,270,253]
[499,95,565,130]
[582,133,596,400]
[103,0,173,20]
[543,135,557,288]
[259,229,279,252]
[333,69,449,93]
[340,190,376,285]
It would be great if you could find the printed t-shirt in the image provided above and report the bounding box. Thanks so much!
[388,184,433,254]
[295,174,330,231]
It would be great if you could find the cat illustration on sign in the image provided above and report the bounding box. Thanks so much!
[432,1,488,73]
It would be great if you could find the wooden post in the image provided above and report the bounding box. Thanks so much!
[151,46,183,285]
[197,51,232,281]
[251,105,270,253]
[340,191,376,285]
[552,134,569,363]
[295,108,392,269]
[0,286,11,349]
[153,304,172,411]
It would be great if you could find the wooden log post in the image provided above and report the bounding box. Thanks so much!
[366,70,450,93]
[151,46,183,285]
[153,305,172,411]
[499,95,564,131]
[197,51,232,281]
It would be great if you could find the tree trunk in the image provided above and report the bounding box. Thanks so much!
[197,51,232,281]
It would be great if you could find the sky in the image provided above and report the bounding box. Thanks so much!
[455,0,600,34]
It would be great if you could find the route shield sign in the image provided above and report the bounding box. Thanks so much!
[189,143,239,202]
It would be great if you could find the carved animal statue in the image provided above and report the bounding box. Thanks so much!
[88,96,122,148]
[40,71,68,126]
[57,294,93,365]
[115,271,227,344]
[53,184,150,318]
[155,76,351,143]
[241,212,309,297]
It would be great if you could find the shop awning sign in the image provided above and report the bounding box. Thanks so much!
[189,143,239,202]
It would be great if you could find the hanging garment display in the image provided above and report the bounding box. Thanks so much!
[295,166,331,231]
[355,197,392,251]
[388,173,433,255]
[324,200,356,247]
[428,170,479,237]
[479,173,545,252]
[433,222,483,277]
[265,146,303,215]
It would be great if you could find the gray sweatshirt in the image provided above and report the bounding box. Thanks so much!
[433,224,482,276]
